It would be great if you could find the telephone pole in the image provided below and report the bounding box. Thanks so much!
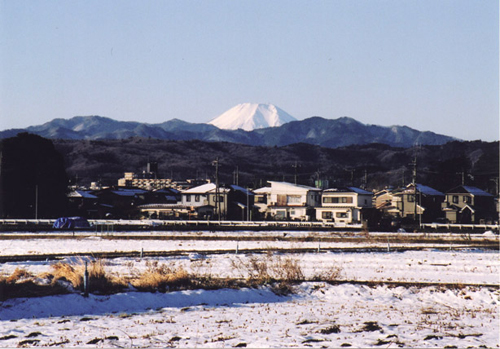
[212,158,221,221]
[292,161,300,184]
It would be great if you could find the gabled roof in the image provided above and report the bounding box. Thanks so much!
[110,188,148,197]
[253,186,272,194]
[415,184,444,196]
[68,190,98,199]
[154,188,180,194]
[396,183,443,196]
[268,181,322,191]
[183,183,216,194]
[446,185,494,197]
[182,183,230,194]
[230,185,254,196]
[323,187,372,195]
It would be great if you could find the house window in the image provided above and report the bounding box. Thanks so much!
[277,194,287,206]
[324,196,353,204]
[276,210,286,219]
[336,212,348,218]
[463,196,471,204]
[287,195,301,204]
[195,195,200,202]
[322,211,333,219]
[408,195,415,202]
[256,196,266,203]
[186,195,191,202]
[452,195,459,204]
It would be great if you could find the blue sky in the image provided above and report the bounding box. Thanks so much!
[1,0,498,141]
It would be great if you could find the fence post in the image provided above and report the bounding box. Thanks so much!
[83,261,89,297]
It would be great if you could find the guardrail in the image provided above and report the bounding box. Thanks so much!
[89,219,354,229]
[0,219,56,225]
[2,219,497,232]
[0,218,359,230]
[421,223,499,231]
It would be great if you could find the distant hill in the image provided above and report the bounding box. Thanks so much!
[0,115,457,148]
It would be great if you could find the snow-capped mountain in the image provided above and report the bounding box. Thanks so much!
[208,103,297,131]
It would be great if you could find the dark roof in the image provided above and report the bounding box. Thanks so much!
[111,188,148,197]
[324,187,372,195]
[230,185,254,196]
[415,184,444,196]
[446,185,494,197]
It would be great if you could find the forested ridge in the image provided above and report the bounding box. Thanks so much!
[54,138,499,193]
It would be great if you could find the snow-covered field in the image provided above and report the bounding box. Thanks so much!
[0,233,499,348]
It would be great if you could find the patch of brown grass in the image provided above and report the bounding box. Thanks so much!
[46,259,126,294]
[5,268,34,283]
[0,270,69,301]
[130,262,191,292]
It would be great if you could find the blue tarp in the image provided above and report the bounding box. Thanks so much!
[53,217,91,229]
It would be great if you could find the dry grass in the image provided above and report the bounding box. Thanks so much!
[0,269,68,300]
[44,259,127,294]
[312,263,343,282]
[0,253,342,299]
[130,262,191,292]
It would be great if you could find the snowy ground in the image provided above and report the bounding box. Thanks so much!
[0,233,498,348]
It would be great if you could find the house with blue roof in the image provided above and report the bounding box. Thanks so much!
[92,187,149,218]
[442,185,496,224]
[392,183,445,223]
[316,187,373,224]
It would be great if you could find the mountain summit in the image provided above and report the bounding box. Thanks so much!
[208,103,297,131]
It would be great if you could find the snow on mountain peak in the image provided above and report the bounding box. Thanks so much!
[208,103,297,131]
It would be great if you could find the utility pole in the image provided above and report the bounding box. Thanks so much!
[246,186,250,221]
[233,166,239,186]
[212,158,220,221]
[345,168,355,187]
[410,155,417,185]
[362,169,368,189]
[491,177,499,225]
[292,161,300,184]
[35,184,38,220]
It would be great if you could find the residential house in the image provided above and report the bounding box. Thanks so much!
[392,183,444,223]
[67,189,99,218]
[227,185,255,221]
[253,186,271,219]
[441,185,496,224]
[136,188,182,219]
[373,188,400,217]
[316,187,373,224]
[179,183,229,220]
[92,187,149,218]
[264,181,322,221]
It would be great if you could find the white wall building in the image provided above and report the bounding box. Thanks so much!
[265,181,322,221]
[181,183,230,219]
[316,187,373,224]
